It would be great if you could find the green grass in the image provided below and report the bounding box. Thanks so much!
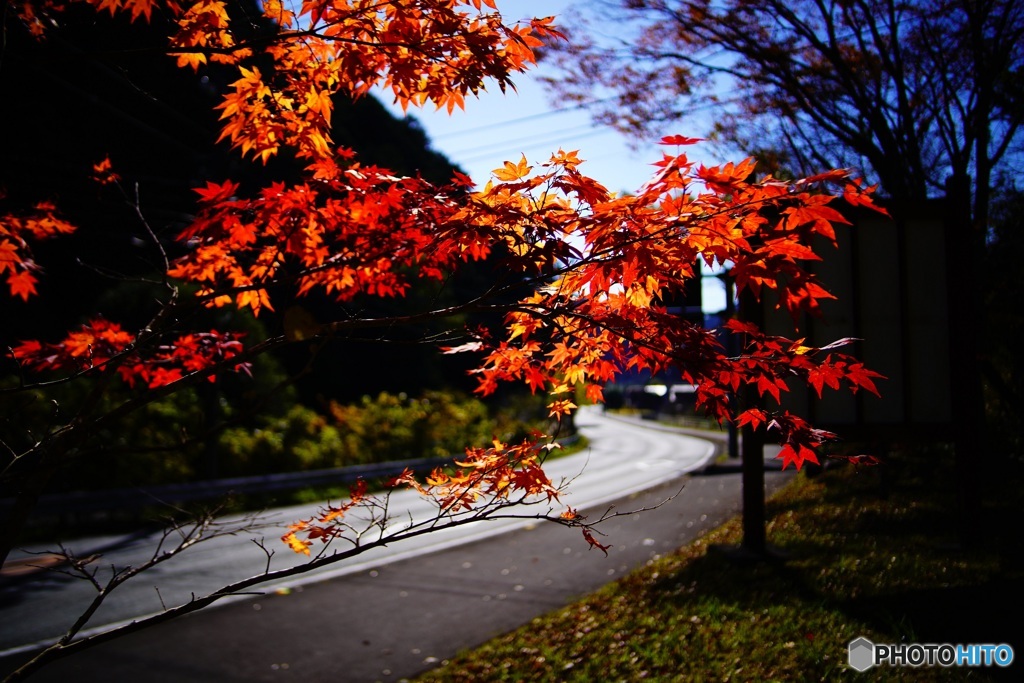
[417,450,1024,682]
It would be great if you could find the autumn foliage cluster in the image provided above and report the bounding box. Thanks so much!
[3,0,884,559]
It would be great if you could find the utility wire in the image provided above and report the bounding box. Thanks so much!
[442,94,745,167]
[444,121,611,159]
[427,96,619,141]
[453,127,622,166]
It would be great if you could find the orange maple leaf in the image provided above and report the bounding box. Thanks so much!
[90,156,121,185]
[492,155,533,182]
[7,270,38,301]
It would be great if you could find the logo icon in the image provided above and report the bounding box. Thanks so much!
[849,637,875,671]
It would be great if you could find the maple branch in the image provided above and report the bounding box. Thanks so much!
[251,538,275,575]
[159,27,439,57]
[0,433,17,468]
[64,354,316,465]
[0,288,197,396]
[70,257,167,288]
[5,508,271,682]
[128,183,172,276]
[2,284,517,489]
[2,481,579,682]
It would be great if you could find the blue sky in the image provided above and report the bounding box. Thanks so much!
[372,1,668,195]
[374,0,729,312]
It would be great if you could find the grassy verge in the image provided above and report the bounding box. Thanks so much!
[418,450,1023,682]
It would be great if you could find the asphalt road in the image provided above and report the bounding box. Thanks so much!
[1,408,790,682]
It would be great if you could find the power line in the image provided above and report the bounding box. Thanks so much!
[453,126,622,166]
[444,121,608,159]
[427,96,618,141]
[442,93,747,168]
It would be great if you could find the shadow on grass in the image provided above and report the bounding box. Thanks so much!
[420,450,1024,683]
[841,578,1024,681]
[631,531,1020,681]
[636,459,1024,681]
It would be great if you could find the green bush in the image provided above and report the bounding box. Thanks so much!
[218,404,344,474]
[327,390,499,465]
[4,382,550,497]
[215,390,533,475]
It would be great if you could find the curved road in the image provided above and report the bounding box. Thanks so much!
[0,407,788,681]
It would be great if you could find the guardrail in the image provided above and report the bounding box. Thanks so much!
[0,456,456,517]
[1,435,581,517]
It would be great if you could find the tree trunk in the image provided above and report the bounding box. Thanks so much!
[739,288,767,555]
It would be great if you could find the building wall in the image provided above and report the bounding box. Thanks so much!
[762,200,953,436]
